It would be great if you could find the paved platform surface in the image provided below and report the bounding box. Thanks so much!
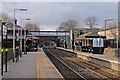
[2,52,37,79]
[0,55,2,80]
[57,47,120,71]
[37,48,63,78]
[1,48,63,79]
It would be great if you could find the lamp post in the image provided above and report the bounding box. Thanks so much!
[23,18,31,54]
[105,18,119,56]
[105,18,114,37]
[20,18,30,56]
[72,30,75,51]
[20,19,23,57]
[1,21,6,75]
[13,8,27,62]
[116,20,119,57]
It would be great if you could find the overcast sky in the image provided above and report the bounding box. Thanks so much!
[1,1,118,30]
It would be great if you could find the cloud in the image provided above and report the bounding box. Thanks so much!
[1,2,118,30]
[1,0,119,2]
[40,25,59,31]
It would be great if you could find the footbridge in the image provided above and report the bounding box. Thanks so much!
[27,31,71,47]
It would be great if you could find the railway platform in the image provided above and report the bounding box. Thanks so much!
[1,48,63,79]
[0,55,2,80]
[57,47,120,71]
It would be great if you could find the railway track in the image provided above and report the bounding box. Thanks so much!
[66,58,119,80]
[43,49,86,80]
[47,48,120,80]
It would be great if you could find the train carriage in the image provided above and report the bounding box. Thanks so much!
[49,41,56,49]
[26,36,39,51]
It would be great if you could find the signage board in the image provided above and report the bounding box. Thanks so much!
[16,33,19,41]
[116,32,118,39]
[93,38,104,47]
[3,25,7,35]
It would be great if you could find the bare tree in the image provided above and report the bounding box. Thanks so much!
[0,12,12,24]
[34,23,40,31]
[68,19,78,31]
[57,22,68,31]
[85,16,97,31]
[25,22,40,31]
[57,19,79,31]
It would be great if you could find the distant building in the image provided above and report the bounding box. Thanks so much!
[79,27,100,33]
[2,23,26,50]
[73,27,100,38]
[98,26,117,39]
[69,27,100,49]
[98,26,120,48]
[6,23,25,40]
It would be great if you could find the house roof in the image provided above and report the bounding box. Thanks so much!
[100,26,117,31]
[6,23,24,30]
[76,32,105,40]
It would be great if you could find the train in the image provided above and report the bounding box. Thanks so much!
[43,40,57,49]
[26,36,39,51]
[49,41,57,49]
[26,37,56,51]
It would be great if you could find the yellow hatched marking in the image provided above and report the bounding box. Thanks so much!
[1,48,4,52]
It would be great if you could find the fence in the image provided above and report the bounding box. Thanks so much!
[3,48,13,64]
[107,39,120,48]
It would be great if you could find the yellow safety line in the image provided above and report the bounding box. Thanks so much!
[36,53,40,80]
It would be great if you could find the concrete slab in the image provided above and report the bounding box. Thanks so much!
[1,48,63,79]
[2,53,37,78]
[37,48,63,78]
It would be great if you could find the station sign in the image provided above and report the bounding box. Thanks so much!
[93,38,104,47]
[3,25,7,35]
[116,32,118,39]
[16,32,19,41]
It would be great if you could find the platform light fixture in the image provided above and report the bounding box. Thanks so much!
[13,8,27,62]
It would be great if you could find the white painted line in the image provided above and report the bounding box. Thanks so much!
[43,49,64,78]
[47,49,86,80]
[57,47,120,64]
